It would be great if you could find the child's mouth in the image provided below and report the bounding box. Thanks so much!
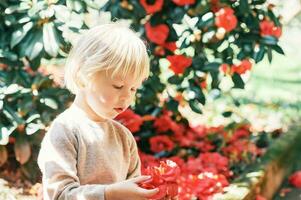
[114,108,124,113]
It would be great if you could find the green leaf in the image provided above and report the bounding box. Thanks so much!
[67,0,85,13]
[168,75,183,84]
[232,73,245,89]
[271,45,284,55]
[192,57,205,70]
[166,98,179,112]
[25,123,44,135]
[3,104,24,125]
[42,97,59,110]
[222,111,232,117]
[43,22,60,57]
[54,5,70,22]
[25,30,43,60]
[210,71,220,89]
[197,13,214,28]
[239,0,250,13]
[0,49,18,61]
[189,79,206,104]
[170,7,186,24]
[203,62,220,72]
[66,12,84,29]
[260,36,278,45]
[267,47,273,63]
[191,86,206,104]
[19,29,43,60]
[11,22,34,48]
[189,99,202,114]
[253,45,265,63]
[251,0,266,5]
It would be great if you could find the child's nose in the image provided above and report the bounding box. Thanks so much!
[120,90,132,100]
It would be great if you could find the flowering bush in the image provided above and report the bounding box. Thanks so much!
[104,0,283,115]
[102,1,284,197]
[0,0,283,192]
[117,110,278,199]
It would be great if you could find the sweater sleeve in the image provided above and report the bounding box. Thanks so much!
[37,120,106,200]
[126,130,142,179]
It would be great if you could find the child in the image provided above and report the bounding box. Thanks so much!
[37,22,159,200]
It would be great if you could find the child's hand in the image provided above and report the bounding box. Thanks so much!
[105,176,159,200]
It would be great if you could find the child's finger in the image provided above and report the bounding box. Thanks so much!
[137,187,159,197]
[129,175,152,183]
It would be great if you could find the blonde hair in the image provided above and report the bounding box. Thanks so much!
[64,22,150,94]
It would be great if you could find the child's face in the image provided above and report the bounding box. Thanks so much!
[83,69,143,121]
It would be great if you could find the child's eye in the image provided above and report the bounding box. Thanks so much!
[113,85,123,89]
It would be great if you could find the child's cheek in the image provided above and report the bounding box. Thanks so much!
[101,90,117,104]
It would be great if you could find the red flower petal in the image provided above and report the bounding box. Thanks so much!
[150,135,175,153]
[145,22,169,45]
[289,171,301,188]
[215,7,237,32]
[172,0,195,6]
[167,55,192,74]
[115,109,143,133]
[260,19,282,38]
[231,59,252,75]
[140,0,163,14]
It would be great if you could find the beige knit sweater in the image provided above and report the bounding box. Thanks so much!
[37,105,141,200]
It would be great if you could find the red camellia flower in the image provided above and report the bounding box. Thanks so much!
[145,22,169,45]
[153,110,184,137]
[172,0,195,6]
[230,127,250,142]
[184,152,230,177]
[215,7,238,32]
[256,195,267,200]
[150,135,175,153]
[167,55,192,74]
[154,112,174,133]
[231,59,252,75]
[198,153,229,175]
[222,139,262,162]
[115,109,143,133]
[139,160,180,199]
[260,19,282,38]
[140,0,164,14]
[195,172,229,199]
[289,171,301,188]
[139,151,159,172]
